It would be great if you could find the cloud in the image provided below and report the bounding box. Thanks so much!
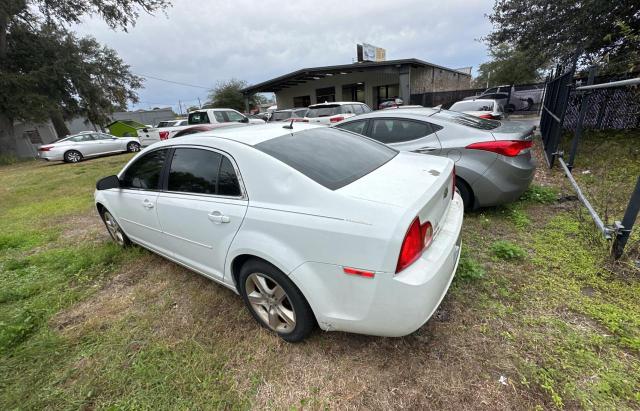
[73,0,493,112]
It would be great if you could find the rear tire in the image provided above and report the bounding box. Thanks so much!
[456,179,474,211]
[127,142,141,152]
[64,150,83,163]
[238,259,315,342]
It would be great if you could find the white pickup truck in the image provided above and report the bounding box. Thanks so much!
[138,108,265,146]
[465,85,544,111]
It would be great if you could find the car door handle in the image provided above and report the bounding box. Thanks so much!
[208,211,230,224]
[142,200,154,209]
[413,146,438,154]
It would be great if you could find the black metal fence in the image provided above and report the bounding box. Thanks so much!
[410,88,485,108]
[540,64,640,259]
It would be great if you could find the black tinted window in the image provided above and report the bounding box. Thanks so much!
[218,157,241,196]
[168,148,221,194]
[256,128,397,190]
[121,149,167,190]
[188,112,210,124]
[370,119,433,143]
[336,120,367,134]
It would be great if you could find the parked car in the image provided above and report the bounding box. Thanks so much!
[38,131,141,163]
[268,108,308,122]
[94,123,463,342]
[138,108,264,146]
[303,102,372,125]
[378,98,404,110]
[468,85,543,111]
[449,99,505,120]
[333,108,536,210]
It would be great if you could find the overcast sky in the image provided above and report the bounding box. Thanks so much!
[74,0,494,113]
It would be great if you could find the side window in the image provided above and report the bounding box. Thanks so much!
[353,104,364,115]
[168,148,221,194]
[485,87,497,94]
[336,120,367,135]
[369,119,433,144]
[213,111,226,122]
[121,149,168,190]
[225,110,245,122]
[188,112,210,124]
[218,157,241,196]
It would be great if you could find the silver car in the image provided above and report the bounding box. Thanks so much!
[333,108,536,210]
[37,131,141,163]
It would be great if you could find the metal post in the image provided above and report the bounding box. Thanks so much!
[612,176,640,259]
[568,66,596,169]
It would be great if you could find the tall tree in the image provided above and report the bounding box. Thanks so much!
[206,79,263,113]
[0,0,170,154]
[487,0,640,72]
[473,43,547,88]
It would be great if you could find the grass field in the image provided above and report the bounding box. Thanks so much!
[1,131,639,410]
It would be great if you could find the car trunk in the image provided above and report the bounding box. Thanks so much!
[490,121,535,141]
[338,152,455,239]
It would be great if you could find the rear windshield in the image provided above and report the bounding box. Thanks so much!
[188,111,210,125]
[432,109,500,130]
[450,101,494,112]
[306,105,342,118]
[255,127,397,190]
[271,111,293,121]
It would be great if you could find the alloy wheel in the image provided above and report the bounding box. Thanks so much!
[128,142,141,152]
[67,151,81,162]
[245,273,296,333]
[103,211,125,246]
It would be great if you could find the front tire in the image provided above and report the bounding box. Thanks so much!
[100,209,131,247]
[127,142,141,152]
[238,259,315,342]
[64,150,83,163]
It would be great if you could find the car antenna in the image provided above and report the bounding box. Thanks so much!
[282,119,294,129]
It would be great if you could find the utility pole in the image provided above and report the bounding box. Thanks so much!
[198,97,202,109]
[178,100,183,116]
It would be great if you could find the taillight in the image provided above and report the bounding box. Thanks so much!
[396,217,433,273]
[38,146,52,151]
[465,140,532,157]
[330,116,345,123]
[478,114,495,119]
[159,131,170,140]
[343,267,375,278]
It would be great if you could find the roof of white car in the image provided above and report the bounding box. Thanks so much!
[453,98,498,103]
[170,123,324,147]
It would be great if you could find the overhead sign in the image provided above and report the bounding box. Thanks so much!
[357,43,386,62]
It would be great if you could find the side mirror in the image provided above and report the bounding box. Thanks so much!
[240,117,249,123]
[96,175,120,190]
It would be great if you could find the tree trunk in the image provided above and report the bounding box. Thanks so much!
[0,114,17,156]
[50,110,70,137]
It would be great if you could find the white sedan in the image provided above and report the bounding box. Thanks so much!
[38,131,141,163]
[94,123,463,342]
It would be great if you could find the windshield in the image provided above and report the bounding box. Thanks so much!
[306,105,342,118]
[450,101,494,112]
[432,109,500,130]
[255,127,397,190]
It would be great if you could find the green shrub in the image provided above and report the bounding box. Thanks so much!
[456,251,486,281]
[491,240,527,260]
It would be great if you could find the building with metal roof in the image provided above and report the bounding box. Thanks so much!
[242,58,471,110]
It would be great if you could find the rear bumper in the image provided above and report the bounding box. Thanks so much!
[290,193,464,337]
[37,151,64,161]
[473,153,536,207]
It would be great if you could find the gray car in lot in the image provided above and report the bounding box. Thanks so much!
[333,108,536,210]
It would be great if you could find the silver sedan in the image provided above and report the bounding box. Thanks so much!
[37,132,141,163]
[333,108,536,210]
